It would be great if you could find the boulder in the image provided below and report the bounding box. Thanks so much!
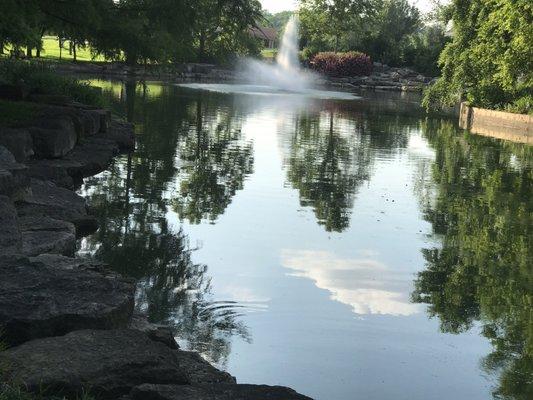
[0,145,30,200]
[0,256,135,346]
[29,117,78,158]
[16,179,97,233]
[129,384,313,400]
[19,215,76,257]
[0,84,29,101]
[0,195,22,254]
[26,160,75,189]
[0,329,234,399]
[0,127,34,162]
[106,119,136,151]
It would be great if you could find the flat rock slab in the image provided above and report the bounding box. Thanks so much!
[0,256,135,346]
[16,179,97,233]
[27,136,119,187]
[129,383,313,400]
[0,329,235,399]
[19,216,76,257]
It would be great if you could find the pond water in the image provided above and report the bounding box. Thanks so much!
[78,80,532,400]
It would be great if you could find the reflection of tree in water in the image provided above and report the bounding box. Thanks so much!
[412,120,533,399]
[284,108,414,232]
[172,98,254,224]
[80,81,251,367]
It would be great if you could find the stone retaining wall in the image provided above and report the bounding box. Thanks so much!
[459,102,533,144]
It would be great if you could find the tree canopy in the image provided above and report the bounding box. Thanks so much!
[423,0,533,113]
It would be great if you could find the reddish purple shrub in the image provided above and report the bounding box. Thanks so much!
[311,51,373,77]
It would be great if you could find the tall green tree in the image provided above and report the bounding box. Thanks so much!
[423,0,533,113]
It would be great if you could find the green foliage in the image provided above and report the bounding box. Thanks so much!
[423,0,533,113]
[0,60,105,107]
[0,0,263,65]
[300,0,424,68]
[263,10,294,34]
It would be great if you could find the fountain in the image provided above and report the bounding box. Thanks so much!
[240,15,314,92]
[179,16,357,100]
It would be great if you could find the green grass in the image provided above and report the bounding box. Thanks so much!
[4,37,107,63]
[261,48,277,60]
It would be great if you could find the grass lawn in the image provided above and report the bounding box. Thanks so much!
[4,36,108,63]
[261,48,278,60]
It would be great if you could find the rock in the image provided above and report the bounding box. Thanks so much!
[0,145,30,200]
[129,384,313,400]
[0,256,135,346]
[26,159,75,189]
[0,128,34,162]
[129,313,180,350]
[106,119,136,151]
[16,179,97,234]
[0,329,234,399]
[19,216,76,257]
[29,116,78,158]
[0,84,29,101]
[0,195,22,254]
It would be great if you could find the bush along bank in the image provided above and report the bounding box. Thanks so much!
[303,51,432,93]
[0,85,312,400]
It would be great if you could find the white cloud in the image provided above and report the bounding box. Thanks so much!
[281,250,421,316]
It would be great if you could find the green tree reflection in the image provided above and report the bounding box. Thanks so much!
[413,120,533,399]
[80,81,251,367]
[284,108,415,232]
[172,98,254,224]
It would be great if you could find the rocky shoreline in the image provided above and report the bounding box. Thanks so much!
[54,61,433,93]
[0,93,311,399]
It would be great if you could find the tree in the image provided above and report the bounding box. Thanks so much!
[423,0,533,113]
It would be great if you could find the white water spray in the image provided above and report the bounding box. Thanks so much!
[240,15,314,92]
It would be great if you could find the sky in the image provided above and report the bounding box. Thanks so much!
[260,0,435,14]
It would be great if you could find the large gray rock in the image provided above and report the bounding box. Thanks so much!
[29,116,77,158]
[16,178,97,233]
[0,256,135,346]
[0,195,22,254]
[0,145,30,200]
[106,119,136,151]
[29,127,76,158]
[19,215,76,256]
[26,136,119,188]
[129,384,313,400]
[0,127,34,162]
[0,329,234,399]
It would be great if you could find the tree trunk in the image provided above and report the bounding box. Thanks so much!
[72,41,77,62]
[59,38,62,60]
[69,41,72,55]
[198,31,206,62]
[26,47,32,58]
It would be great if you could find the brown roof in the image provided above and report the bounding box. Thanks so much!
[249,27,278,42]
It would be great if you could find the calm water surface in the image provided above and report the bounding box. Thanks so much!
[78,80,532,400]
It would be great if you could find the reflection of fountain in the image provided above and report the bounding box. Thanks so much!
[240,16,313,92]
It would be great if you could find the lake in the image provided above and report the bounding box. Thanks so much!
[78,80,532,400]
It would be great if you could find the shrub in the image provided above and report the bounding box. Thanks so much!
[0,60,105,107]
[310,51,373,77]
